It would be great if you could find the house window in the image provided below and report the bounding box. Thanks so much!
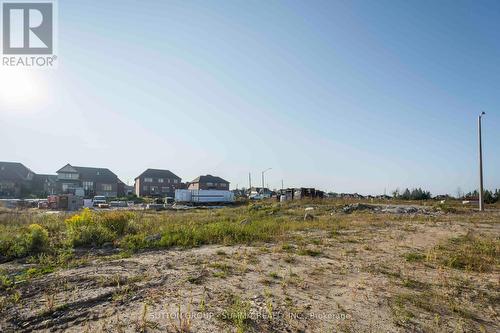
[102,184,112,191]
[150,186,158,193]
[206,182,214,187]
[83,181,94,190]
[167,179,171,184]
[174,179,178,184]
[62,183,75,192]
[59,173,78,180]
[143,185,148,191]
[161,187,169,193]
[144,178,153,183]
[158,178,164,183]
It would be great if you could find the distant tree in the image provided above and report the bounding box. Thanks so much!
[464,190,479,199]
[484,190,496,204]
[401,188,411,200]
[393,187,431,200]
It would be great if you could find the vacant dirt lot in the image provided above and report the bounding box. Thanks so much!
[0,202,499,332]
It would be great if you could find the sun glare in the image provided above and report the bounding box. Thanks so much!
[0,68,47,111]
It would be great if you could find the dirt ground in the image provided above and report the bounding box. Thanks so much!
[1,207,499,333]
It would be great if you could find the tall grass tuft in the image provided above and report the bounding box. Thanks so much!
[428,231,499,272]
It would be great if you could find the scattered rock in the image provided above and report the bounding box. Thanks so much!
[305,207,314,212]
[101,242,113,249]
[240,219,250,225]
[342,203,375,214]
[342,203,433,215]
[145,233,161,242]
[304,213,315,221]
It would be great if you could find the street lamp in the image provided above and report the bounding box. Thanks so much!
[261,168,272,195]
[478,112,485,212]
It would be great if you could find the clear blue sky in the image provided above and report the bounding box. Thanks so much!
[1,0,499,195]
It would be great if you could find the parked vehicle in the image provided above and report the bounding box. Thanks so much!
[249,193,264,200]
[37,200,49,209]
[146,203,165,211]
[92,195,107,207]
[109,201,128,208]
[175,189,234,204]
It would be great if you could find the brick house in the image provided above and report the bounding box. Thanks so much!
[135,169,182,197]
[188,175,230,191]
[56,164,120,198]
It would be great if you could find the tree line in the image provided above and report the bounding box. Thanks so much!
[462,189,500,204]
[392,188,432,200]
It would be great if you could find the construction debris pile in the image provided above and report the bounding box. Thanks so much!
[341,203,438,215]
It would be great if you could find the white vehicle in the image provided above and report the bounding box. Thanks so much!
[175,189,235,204]
[92,195,107,207]
[249,192,271,200]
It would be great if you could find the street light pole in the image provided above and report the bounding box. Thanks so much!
[261,168,272,194]
[478,112,485,212]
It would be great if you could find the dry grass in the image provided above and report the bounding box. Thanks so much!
[0,200,498,332]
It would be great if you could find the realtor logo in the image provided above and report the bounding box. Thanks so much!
[1,0,57,67]
[2,2,53,54]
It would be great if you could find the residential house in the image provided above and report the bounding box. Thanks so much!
[135,169,182,197]
[276,188,324,200]
[0,162,35,198]
[33,174,58,196]
[56,164,120,198]
[339,193,365,199]
[118,180,134,197]
[188,175,230,191]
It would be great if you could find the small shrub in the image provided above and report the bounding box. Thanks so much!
[26,224,50,254]
[0,273,13,290]
[220,295,251,333]
[100,211,131,236]
[435,203,457,214]
[298,248,322,257]
[0,223,50,259]
[65,209,115,247]
[428,232,499,272]
[404,252,425,262]
[121,234,149,251]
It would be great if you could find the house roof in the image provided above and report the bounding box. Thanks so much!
[190,175,229,184]
[74,166,118,182]
[57,164,118,183]
[135,169,181,180]
[0,162,34,181]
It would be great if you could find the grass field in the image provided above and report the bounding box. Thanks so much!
[0,199,499,332]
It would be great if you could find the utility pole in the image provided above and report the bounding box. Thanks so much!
[261,168,272,194]
[281,179,284,191]
[478,112,486,211]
